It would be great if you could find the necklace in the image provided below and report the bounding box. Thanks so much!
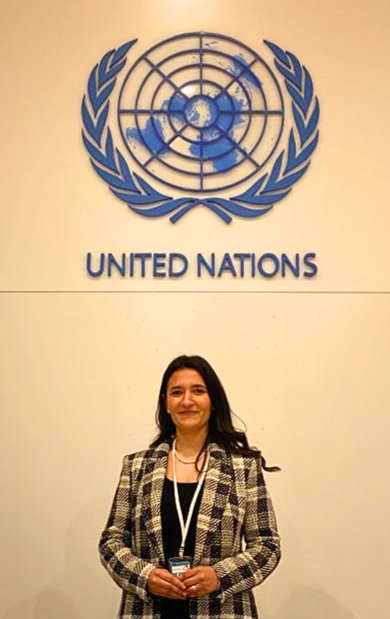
[173,439,197,464]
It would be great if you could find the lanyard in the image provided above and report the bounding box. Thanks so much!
[172,440,210,559]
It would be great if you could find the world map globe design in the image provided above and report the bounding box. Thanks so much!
[118,32,285,193]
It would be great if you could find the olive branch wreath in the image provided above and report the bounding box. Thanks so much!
[82,40,320,224]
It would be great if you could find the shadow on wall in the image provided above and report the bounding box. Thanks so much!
[33,589,83,619]
[279,587,356,619]
[1,588,82,619]
[1,498,114,619]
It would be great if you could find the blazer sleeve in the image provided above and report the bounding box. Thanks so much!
[212,453,281,600]
[99,456,155,602]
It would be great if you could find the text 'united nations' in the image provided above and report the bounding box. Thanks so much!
[86,252,318,278]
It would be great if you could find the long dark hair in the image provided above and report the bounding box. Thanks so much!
[150,355,279,472]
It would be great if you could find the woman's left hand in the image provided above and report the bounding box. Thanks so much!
[180,566,219,597]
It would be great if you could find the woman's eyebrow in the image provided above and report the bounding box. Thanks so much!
[168,382,206,390]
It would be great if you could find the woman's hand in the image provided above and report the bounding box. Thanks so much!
[180,566,220,597]
[147,567,187,599]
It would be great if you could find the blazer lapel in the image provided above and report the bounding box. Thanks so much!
[193,444,231,564]
[142,442,170,565]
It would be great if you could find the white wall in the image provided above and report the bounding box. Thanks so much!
[1,1,389,618]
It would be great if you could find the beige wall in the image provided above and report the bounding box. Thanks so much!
[1,1,389,618]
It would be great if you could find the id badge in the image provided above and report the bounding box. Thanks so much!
[168,556,192,577]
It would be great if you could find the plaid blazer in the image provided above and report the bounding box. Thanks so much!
[99,441,281,619]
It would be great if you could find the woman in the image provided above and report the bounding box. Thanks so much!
[99,355,281,619]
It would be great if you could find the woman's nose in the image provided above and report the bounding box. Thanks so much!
[181,390,193,405]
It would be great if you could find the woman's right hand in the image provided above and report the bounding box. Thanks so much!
[147,567,187,599]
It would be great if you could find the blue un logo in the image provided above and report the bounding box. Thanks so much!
[82,32,319,222]
[118,33,284,193]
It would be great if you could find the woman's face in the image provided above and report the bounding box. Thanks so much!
[166,368,212,435]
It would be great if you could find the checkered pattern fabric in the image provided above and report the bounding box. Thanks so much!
[99,442,281,619]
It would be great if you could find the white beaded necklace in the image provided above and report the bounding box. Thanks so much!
[173,439,197,464]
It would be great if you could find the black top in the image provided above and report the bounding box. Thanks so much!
[160,478,203,619]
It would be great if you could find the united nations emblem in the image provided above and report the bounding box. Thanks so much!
[82,33,320,223]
